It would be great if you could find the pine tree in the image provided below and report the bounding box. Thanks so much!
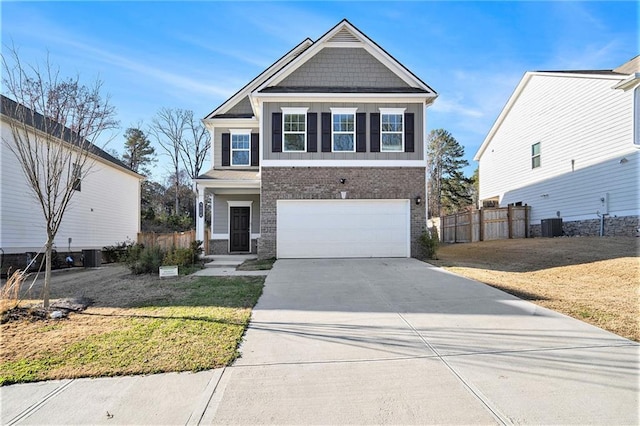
[426,129,473,217]
[122,127,155,175]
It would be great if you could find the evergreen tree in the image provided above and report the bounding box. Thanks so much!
[426,129,473,217]
[122,127,155,175]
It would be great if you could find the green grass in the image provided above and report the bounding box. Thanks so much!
[236,258,276,271]
[0,276,264,385]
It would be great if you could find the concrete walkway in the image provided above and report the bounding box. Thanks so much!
[2,258,638,425]
[192,254,270,277]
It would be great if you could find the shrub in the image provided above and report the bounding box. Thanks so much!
[125,244,165,275]
[163,247,194,267]
[419,226,439,260]
[103,240,134,263]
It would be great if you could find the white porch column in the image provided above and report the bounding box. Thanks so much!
[196,184,205,242]
[210,194,215,236]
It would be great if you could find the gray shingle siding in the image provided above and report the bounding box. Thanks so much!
[225,96,254,116]
[277,48,410,89]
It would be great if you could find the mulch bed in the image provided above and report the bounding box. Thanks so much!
[1,297,92,324]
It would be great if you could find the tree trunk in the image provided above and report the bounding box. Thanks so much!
[44,238,53,309]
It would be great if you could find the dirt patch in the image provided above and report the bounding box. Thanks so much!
[430,236,639,341]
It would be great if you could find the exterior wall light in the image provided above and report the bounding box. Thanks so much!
[415,196,422,205]
[340,178,346,184]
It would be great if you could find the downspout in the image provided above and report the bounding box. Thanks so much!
[596,210,608,237]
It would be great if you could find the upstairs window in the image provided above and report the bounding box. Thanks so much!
[231,130,251,166]
[380,108,405,152]
[282,107,307,152]
[331,107,356,152]
[531,142,541,169]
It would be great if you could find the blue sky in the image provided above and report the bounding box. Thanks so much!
[2,1,637,180]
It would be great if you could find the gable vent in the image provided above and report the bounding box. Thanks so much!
[328,28,360,43]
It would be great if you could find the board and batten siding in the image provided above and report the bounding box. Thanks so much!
[1,122,141,254]
[478,74,639,223]
[263,102,424,161]
[212,194,260,235]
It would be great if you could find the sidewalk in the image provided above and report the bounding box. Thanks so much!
[2,258,638,425]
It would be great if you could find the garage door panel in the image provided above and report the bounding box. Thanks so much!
[277,200,410,258]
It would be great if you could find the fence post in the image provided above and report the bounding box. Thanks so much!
[479,209,484,241]
[508,204,513,239]
[454,213,458,243]
[525,206,531,238]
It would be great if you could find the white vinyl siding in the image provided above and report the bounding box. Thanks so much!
[477,74,638,223]
[276,199,410,258]
[0,120,141,253]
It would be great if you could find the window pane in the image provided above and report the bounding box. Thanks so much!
[232,150,250,165]
[382,114,402,132]
[382,133,403,151]
[284,114,305,132]
[333,114,354,132]
[333,134,354,151]
[232,134,249,149]
[532,156,541,169]
[284,134,305,151]
[531,143,540,156]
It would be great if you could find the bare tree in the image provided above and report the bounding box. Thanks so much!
[149,108,188,215]
[180,111,210,181]
[149,108,210,218]
[1,47,118,308]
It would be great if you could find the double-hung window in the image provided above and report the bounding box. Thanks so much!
[331,107,356,152]
[531,142,541,169]
[282,107,307,152]
[231,130,251,166]
[380,108,405,152]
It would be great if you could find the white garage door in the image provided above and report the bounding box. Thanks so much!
[277,199,410,258]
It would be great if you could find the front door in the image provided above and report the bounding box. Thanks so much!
[230,207,250,252]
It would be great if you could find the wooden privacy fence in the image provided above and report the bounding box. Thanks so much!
[137,229,209,253]
[441,206,530,243]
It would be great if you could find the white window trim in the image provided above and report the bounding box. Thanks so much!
[634,87,639,147]
[531,142,541,169]
[330,107,357,153]
[379,108,406,152]
[230,129,252,167]
[227,201,253,253]
[281,107,308,152]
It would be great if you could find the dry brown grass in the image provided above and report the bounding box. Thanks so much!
[430,236,639,341]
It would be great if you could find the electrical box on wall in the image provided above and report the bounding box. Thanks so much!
[600,193,609,214]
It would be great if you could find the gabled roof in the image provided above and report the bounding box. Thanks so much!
[474,58,637,161]
[206,19,437,120]
[205,38,313,119]
[1,95,142,177]
[254,19,437,97]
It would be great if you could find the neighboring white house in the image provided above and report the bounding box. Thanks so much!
[1,95,143,271]
[474,57,640,237]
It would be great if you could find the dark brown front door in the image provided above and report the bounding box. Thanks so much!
[230,207,250,252]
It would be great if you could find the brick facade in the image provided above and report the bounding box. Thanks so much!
[529,215,639,237]
[258,167,426,259]
[209,239,258,255]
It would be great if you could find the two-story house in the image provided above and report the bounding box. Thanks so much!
[194,19,437,258]
[474,57,639,237]
[1,95,143,272]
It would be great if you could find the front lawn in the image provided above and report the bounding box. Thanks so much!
[0,272,264,385]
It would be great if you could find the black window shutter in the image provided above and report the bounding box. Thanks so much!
[272,112,282,153]
[356,113,366,152]
[404,112,414,153]
[250,133,259,166]
[321,112,331,152]
[307,113,317,152]
[222,133,230,166]
[370,113,380,153]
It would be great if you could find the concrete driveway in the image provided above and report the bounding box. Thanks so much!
[206,258,638,425]
[3,258,638,425]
